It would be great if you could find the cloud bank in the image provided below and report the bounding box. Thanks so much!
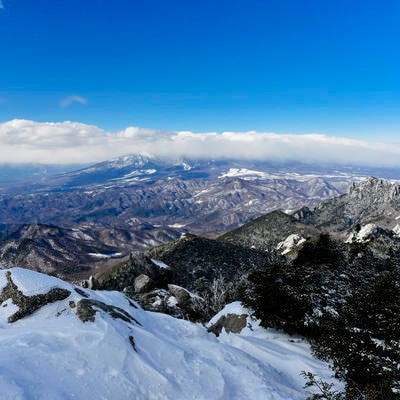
[1,119,400,167]
[60,96,88,108]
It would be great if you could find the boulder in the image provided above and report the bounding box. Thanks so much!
[167,284,191,306]
[207,313,248,336]
[134,274,154,293]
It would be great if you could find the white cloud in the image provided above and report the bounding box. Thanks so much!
[60,96,88,108]
[1,119,400,167]
[0,1,4,9]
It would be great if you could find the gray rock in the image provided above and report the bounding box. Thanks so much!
[76,298,140,325]
[87,275,99,290]
[167,284,191,306]
[208,313,248,336]
[0,271,71,323]
[134,274,154,293]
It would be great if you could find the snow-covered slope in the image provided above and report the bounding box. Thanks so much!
[0,268,335,399]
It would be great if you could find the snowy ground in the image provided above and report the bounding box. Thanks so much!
[0,268,338,400]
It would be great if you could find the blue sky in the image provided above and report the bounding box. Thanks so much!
[1,0,400,141]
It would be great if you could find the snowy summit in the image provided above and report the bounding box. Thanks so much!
[0,267,336,399]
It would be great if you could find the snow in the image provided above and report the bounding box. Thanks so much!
[151,259,172,269]
[0,268,338,400]
[393,224,400,237]
[167,223,186,228]
[87,252,122,258]
[346,223,377,243]
[117,169,157,180]
[219,168,268,180]
[0,267,71,296]
[276,234,306,255]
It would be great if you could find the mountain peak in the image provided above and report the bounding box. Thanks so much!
[348,176,400,200]
[299,176,400,232]
[0,267,335,399]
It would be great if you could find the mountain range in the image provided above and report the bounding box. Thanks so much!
[2,156,400,398]
[1,154,396,278]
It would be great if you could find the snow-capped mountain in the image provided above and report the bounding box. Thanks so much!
[298,176,400,233]
[0,155,399,278]
[0,267,336,399]
[0,155,373,237]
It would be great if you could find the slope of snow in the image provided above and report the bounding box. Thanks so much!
[151,258,172,269]
[219,168,268,180]
[87,252,122,258]
[393,224,400,237]
[346,223,377,243]
[0,268,337,400]
[276,234,306,255]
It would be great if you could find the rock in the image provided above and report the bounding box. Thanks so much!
[76,298,140,325]
[97,252,172,292]
[87,275,99,290]
[0,271,71,323]
[207,313,248,336]
[167,284,191,306]
[134,274,154,293]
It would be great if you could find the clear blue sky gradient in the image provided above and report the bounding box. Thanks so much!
[1,0,400,140]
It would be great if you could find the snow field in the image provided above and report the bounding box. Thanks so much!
[0,269,338,399]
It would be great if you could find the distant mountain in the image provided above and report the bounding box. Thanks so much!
[0,163,84,184]
[147,233,270,291]
[0,223,180,279]
[1,155,400,278]
[296,176,400,233]
[219,210,319,251]
[126,176,400,325]
[4,172,400,399]
[0,154,376,236]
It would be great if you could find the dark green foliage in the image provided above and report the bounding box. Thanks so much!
[242,232,400,398]
[243,264,312,335]
[294,234,340,267]
[313,271,400,398]
[301,371,344,400]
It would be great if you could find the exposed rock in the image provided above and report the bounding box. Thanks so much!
[74,287,90,298]
[76,298,140,325]
[75,299,97,322]
[300,176,400,233]
[134,274,154,293]
[276,234,306,258]
[207,313,248,336]
[0,271,71,323]
[87,275,99,290]
[132,288,202,320]
[168,284,191,306]
[128,335,137,351]
[97,252,172,292]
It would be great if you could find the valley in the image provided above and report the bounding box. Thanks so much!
[0,155,389,278]
[1,156,400,398]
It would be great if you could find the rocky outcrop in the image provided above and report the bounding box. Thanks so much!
[76,298,140,325]
[0,270,71,323]
[132,285,204,321]
[148,234,269,291]
[98,252,172,292]
[300,177,400,232]
[134,274,154,293]
[207,313,248,336]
